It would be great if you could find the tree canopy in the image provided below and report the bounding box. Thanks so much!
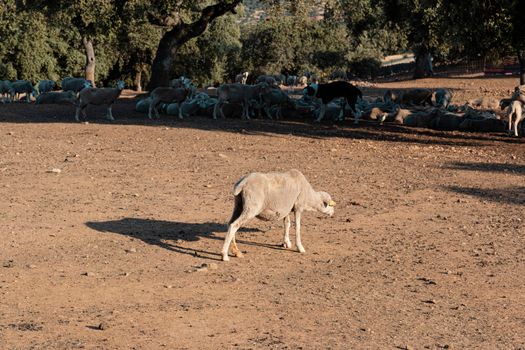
[0,0,523,86]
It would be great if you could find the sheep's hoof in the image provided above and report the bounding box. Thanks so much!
[297,247,306,254]
[234,251,244,258]
[222,255,230,262]
[283,242,292,249]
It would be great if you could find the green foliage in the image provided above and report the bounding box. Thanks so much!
[0,0,523,84]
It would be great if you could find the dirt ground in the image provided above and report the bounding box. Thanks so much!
[0,76,524,350]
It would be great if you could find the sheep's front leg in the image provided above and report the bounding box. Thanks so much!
[107,105,115,121]
[283,214,292,249]
[148,104,154,120]
[508,112,514,134]
[242,101,250,120]
[294,211,305,253]
[515,113,524,137]
[315,104,326,122]
[74,106,81,122]
[178,103,184,120]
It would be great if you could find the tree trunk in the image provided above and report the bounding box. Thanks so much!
[147,0,242,90]
[518,50,525,85]
[413,45,433,79]
[83,37,96,87]
[134,67,143,92]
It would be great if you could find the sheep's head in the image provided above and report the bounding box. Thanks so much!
[317,191,335,217]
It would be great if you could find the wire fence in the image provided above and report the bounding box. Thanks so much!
[377,57,520,78]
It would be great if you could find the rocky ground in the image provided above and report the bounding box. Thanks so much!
[0,76,524,349]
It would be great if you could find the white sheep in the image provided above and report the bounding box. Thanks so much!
[148,87,190,119]
[75,81,125,121]
[37,80,56,94]
[0,80,13,102]
[222,169,335,261]
[507,100,525,137]
[62,77,92,94]
[213,82,269,120]
[10,80,37,103]
[260,86,296,119]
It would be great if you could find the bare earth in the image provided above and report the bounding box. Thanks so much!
[0,76,524,350]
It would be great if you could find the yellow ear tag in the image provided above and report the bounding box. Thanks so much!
[328,200,336,207]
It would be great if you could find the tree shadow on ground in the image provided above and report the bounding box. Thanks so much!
[446,186,525,205]
[86,217,287,261]
[1,99,524,147]
[447,162,525,174]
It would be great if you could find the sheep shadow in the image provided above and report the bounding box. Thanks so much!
[85,218,286,261]
[446,186,525,206]
[446,162,525,174]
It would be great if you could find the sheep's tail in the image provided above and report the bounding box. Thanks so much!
[232,175,249,196]
[228,194,244,225]
[229,175,249,224]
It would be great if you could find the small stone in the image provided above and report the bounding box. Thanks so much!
[48,168,62,174]
[82,272,95,277]
[123,272,130,277]
[218,153,228,159]
[202,263,218,270]
[196,267,208,272]
[97,322,108,330]
[205,184,212,188]
[27,264,37,269]
[165,285,173,289]
[125,248,137,253]
[2,260,14,268]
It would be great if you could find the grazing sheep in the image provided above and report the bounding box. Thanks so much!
[169,76,192,89]
[329,70,348,81]
[506,100,525,136]
[235,72,249,84]
[260,86,296,119]
[62,77,92,94]
[35,91,76,105]
[256,75,277,86]
[148,87,189,119]
[10,80,37,103]
[286,75,298,86]
[75,81,125,122]
[467,96,500,110]
[0,80,13,102]
[213,83,269,120]
[222,169,335,261]
[434,88,453,108]
[37,80,56,94]
[176,92,218,118]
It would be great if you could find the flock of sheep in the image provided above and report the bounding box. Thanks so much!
[1,74,524,137]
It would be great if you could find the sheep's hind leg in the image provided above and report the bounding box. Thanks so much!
[231,237,243,258]
[283,214,292,249]
[222,209,257,261]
